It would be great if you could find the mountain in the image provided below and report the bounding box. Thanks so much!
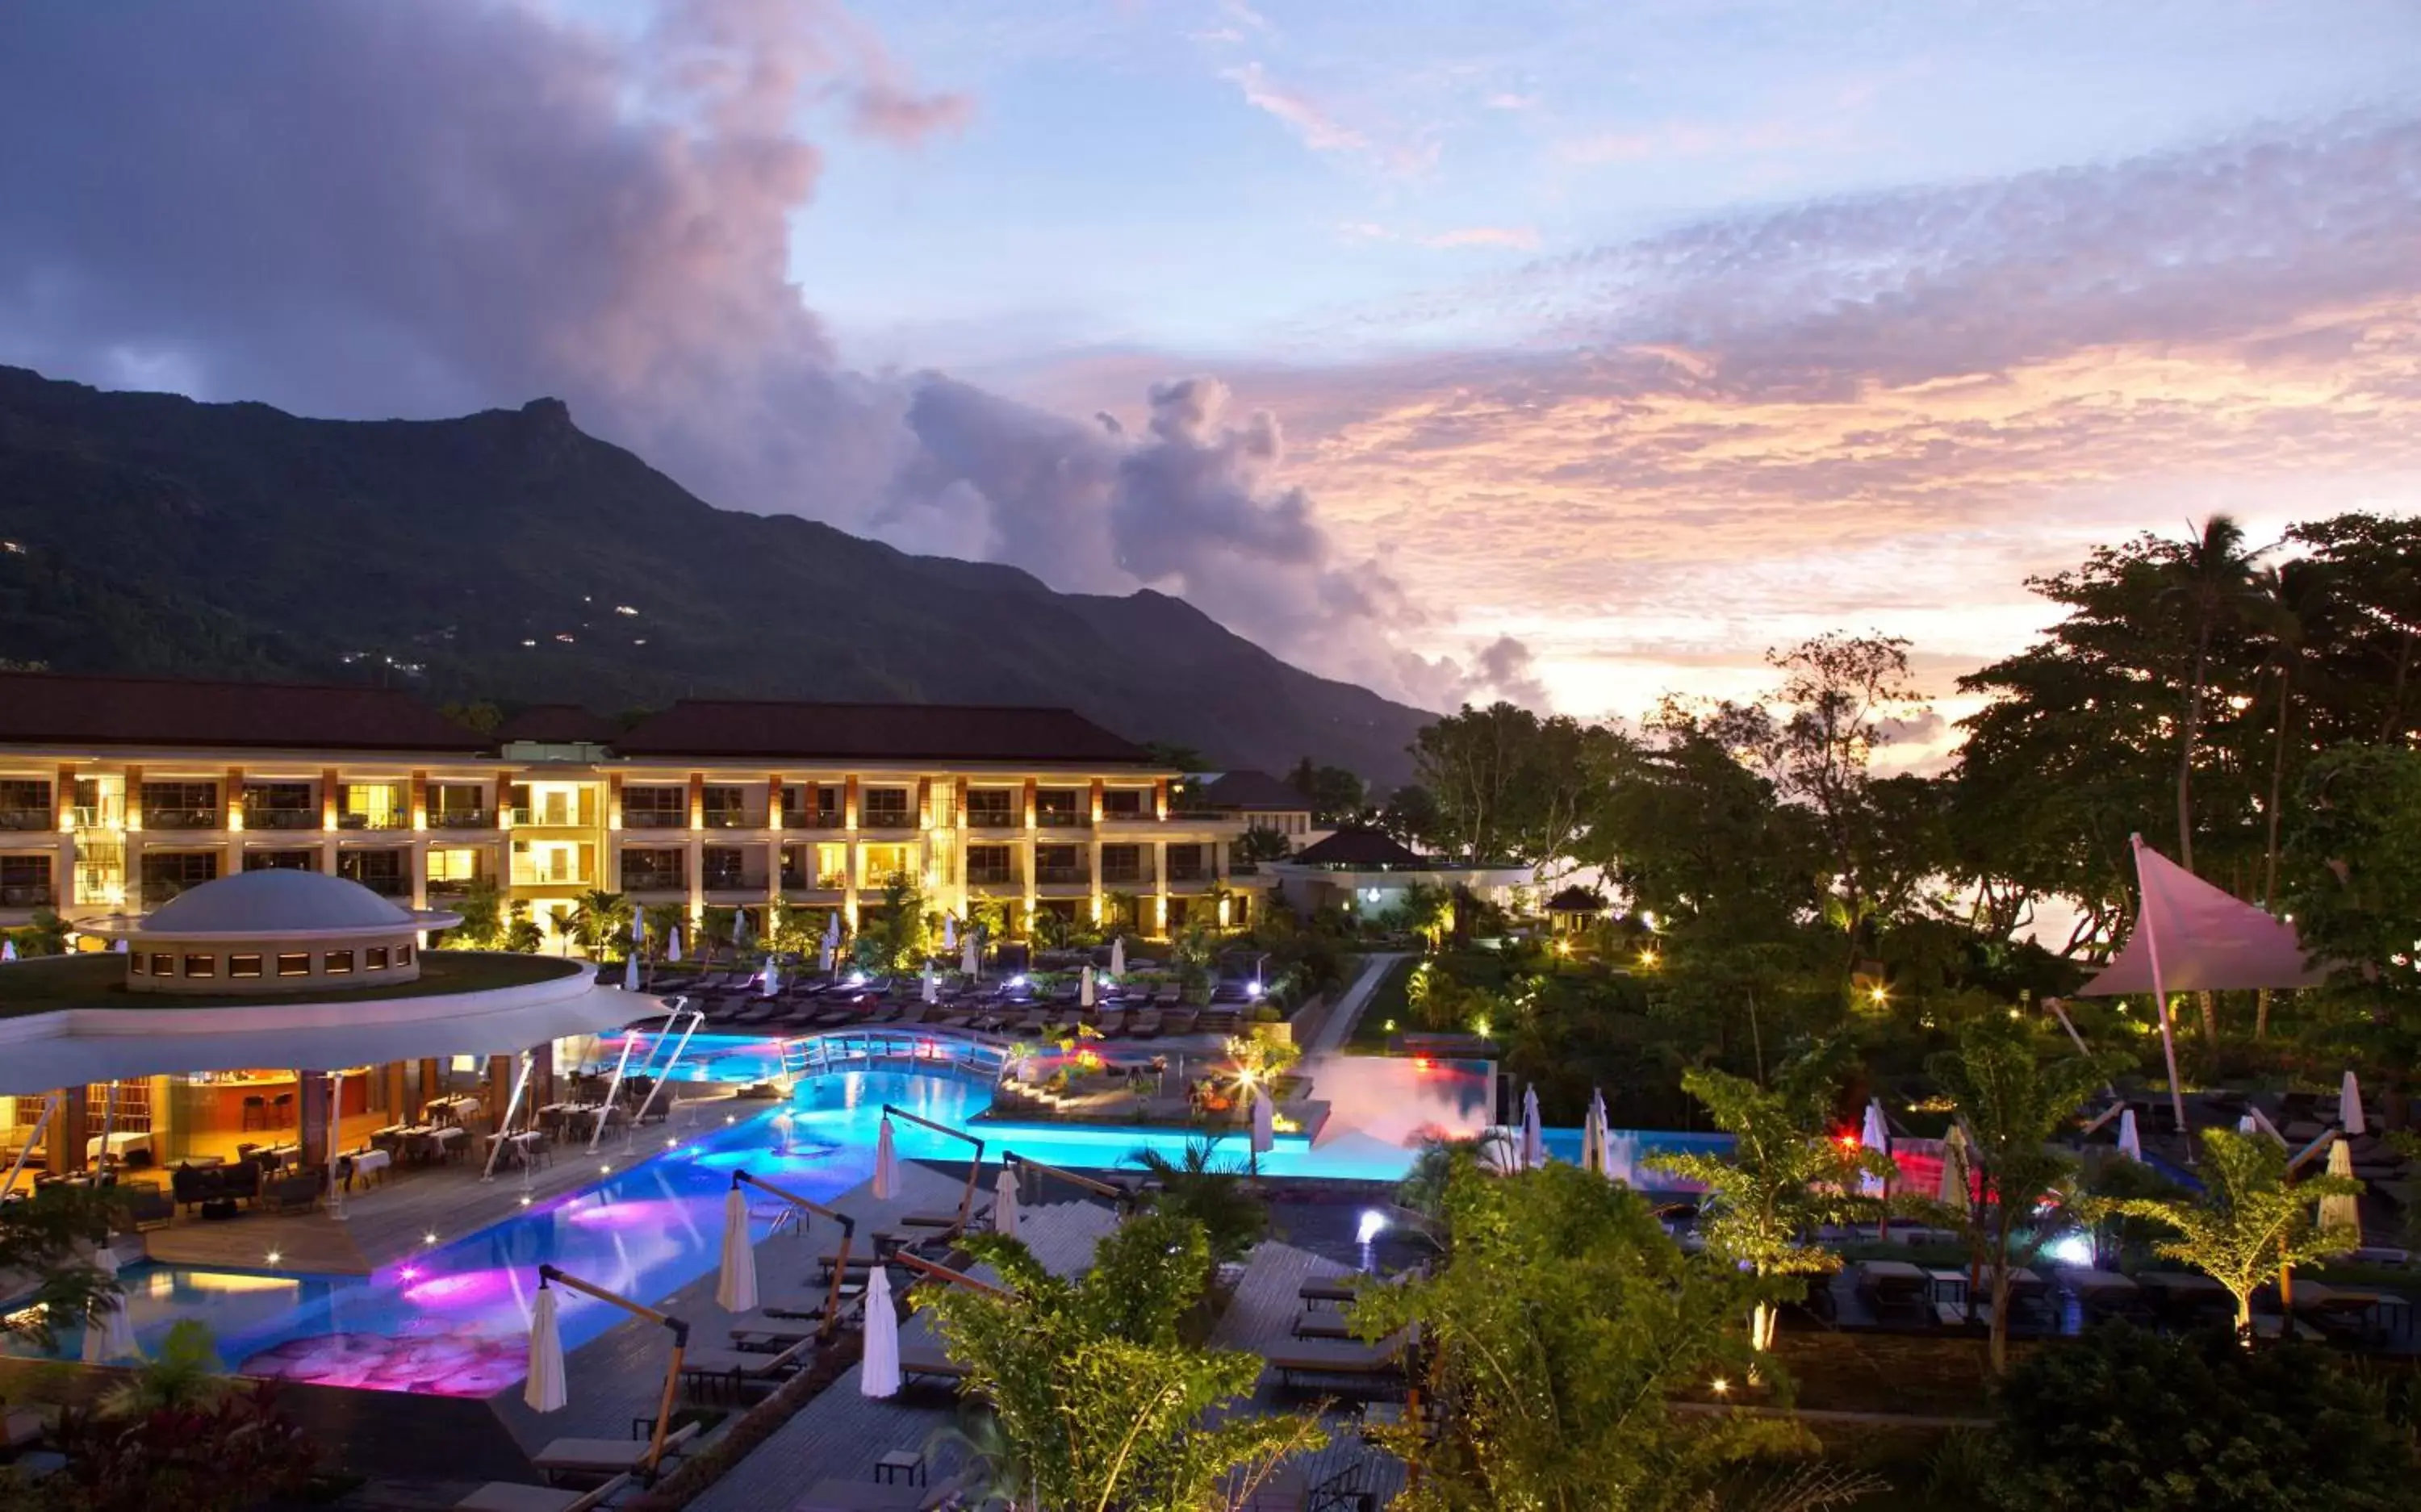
[0,366,1429,785]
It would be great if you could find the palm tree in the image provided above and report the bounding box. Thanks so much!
[101,1318,228,1418]
[1649,1057,1888,1354]
[2251,559,2330,1037]
[2100,1126,2361,1342]
[2156,515,2266,877]
[1125,1137,1269,1272]
[565,889,632,962]
[1927,1017,2104,1374]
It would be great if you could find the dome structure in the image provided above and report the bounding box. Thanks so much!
[144,870,417,934]
[75,871,462,996]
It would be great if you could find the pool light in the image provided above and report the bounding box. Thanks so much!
[1246,979,1264,1000]
[400,1266,420,1281]
[2045,1230,2095,1268]
[423,1232,438,1246]
[1357,1209,1390,1245]
[265,1249,282,1266]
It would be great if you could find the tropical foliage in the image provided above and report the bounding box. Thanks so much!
[918,1214,1321,1512]
[0,1184,124,1350]
[1352,1162,1814,1511]
[2097,1126,2364,1339]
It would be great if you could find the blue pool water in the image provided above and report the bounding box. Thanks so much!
[14,1051,1731,1395]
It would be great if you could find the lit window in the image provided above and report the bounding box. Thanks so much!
[130,952,147,975]
[229,954,263,979]
[182,954,215,979]
[149,953,174,976]
[427,849,479,882]
[365,946,388,970]
[276,953,310,977]
[395,943,412,965]
[324,950,354,975]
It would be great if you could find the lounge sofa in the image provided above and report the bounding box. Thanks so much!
[169,1160,262,1212]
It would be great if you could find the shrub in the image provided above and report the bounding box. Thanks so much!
[1980,1322,2413,1510]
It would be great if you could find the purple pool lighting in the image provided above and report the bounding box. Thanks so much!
[561,1196,692,1230]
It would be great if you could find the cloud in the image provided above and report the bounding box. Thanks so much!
[0,1,1470,709]
[1421,227,1541,251]
[1221,61,1367,153]
[1485,92,1537,111]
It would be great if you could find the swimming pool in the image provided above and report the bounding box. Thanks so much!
[10,1061,1729,1394]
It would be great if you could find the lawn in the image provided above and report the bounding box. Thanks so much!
[0,950,579,1015]
[1346,954,1417,1052]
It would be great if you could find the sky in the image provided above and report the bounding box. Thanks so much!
[2,1,2419,747]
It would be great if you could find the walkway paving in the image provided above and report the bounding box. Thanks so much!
[1210,1239,1411,1508]
[1306,952,1410,1059]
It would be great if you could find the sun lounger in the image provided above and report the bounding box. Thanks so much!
[1298,1278,1357,1304]
[679,1339,814,1396]
[454,1472,632,1511]
[531,1422,700,1482]
[897,1338,970,1386]
[1161,1009,1198,1035]
[1267,1336,1408,1397]
[1128,1010,1162,1039]
[1292,1309,1354,1339]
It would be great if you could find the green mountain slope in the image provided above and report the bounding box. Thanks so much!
[0,367,1427,784]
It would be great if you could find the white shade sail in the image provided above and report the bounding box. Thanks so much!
[714,1188,759,1314]
[2080,840,2323,996]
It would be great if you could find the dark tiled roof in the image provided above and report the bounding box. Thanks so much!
[612,700,1160,766]
[1545,885,1608,913]
[0,672,486,752]
[1289,828,1426,867]
[496,704,619,744]
[1197,770,1311,812]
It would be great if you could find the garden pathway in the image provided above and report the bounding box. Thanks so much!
[1305,951,1410,1059]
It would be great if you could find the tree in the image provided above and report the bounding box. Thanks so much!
[2159,515,2268,876]
[1650,1051,1887,1352]
[564,888,632,963]
[5,906,71,958]
[1124,1138,1269,1273]
[1410,704,1628,871]
[2284,746,2421,1031]
[500,901,545,954]
[1351,1162,1801,1510]
[918,1213,1321,1512]
[441,878,505,949]
[1232,825,1292,864]
[1286,757,1368,827]
[855,872,934,972]
[1376,781,1442,850]
[438,699,503,735]
[1976,1322,2411,1511]
[1927,1016,2104,1373]
[2099,1126,2361,1341]
[0,1185,125,1351]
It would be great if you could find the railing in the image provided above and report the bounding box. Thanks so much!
[69,805,121,830]
[621,867,688,892]
[1035,865,1089,885]
[701,871,763,892]
[781,810,845,829]
[965,867,1020,888]
[145,808,220,830]
[1100,867,1152,887]
[0,883,53,907]
[508,864,593,888]
[243,807,320,830]
[1035,811,1087,829]
[1167,866,1211,883]
[429,808,493,830]
[860,808,914,830]
[624,811,686,829]
[507,806,592,828]
[337,812,406,831]
[425,879,491,900]
[1227,861,1261,876]
[0,808,52,832]
[346,874,411,898]
[778,871,848,891]
[966,812,1018,829]
[701,810,759,830]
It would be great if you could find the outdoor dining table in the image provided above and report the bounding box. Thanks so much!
[86,1130,152,1162]
[345,1147,393,1188]
[486,1130,548,1168]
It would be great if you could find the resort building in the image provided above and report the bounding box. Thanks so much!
[1188,769,1328,851]
[1267,828,1532,921]
[0,867,632,1178]
[0,671,1262,948]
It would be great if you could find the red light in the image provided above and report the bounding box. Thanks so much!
[1836,1133,1859,1150]
[1413,1056,1432,1071]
